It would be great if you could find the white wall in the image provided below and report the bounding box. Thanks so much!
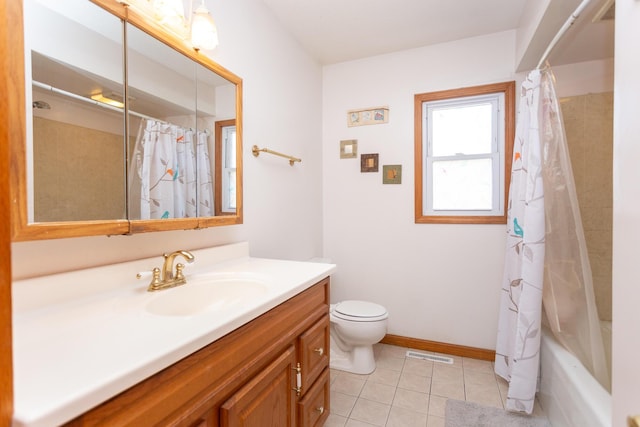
[322,31,517,350]
[612,0,640,424]
[12,0,324,279]
[551,58,614,98]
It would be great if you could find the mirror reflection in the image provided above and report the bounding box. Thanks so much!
[23,0,240,234]
[126,23,200,220]
[29,1,126,222]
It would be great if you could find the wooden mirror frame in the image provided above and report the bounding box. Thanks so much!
[9,0,243,241]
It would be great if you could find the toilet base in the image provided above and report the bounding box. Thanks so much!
[329,335,376,374]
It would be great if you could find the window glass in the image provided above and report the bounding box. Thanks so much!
[223,125,236,211]
[432,158,493,210]
[431,102,493,156]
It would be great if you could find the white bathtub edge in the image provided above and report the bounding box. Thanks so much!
[539,326,612,427]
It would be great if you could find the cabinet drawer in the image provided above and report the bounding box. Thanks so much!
[297,368,329,427]
[298,314,329,391]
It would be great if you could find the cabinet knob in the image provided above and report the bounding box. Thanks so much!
[314,347,324,356]
[315,406,324,414]
[629,415,640,427]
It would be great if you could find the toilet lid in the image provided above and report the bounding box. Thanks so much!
[334,300,387,320]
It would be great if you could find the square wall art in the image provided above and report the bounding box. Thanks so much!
[383,165,402,184]
[340,139,358,158]
[361,153,379,172]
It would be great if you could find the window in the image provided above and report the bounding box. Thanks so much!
[215,119,237,215]
[414,81,515,224]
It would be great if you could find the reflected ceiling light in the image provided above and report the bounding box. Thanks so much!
[122,0,219,51]
[91,93,125,109]
[190,0,219,51]
[153,0,186,28]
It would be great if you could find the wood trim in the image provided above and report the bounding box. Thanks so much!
[380,334,495,361]
[414,81,515,225]
[0,0,15,424]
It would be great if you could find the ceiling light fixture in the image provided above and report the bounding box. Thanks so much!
[190,0,219,51]
[91,93,125,109]
[153,0,186,28]
[122,0,219,51]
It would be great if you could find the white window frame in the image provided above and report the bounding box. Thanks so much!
[221,124,236,213]
[414,82,515,224]
[423,93,505,217]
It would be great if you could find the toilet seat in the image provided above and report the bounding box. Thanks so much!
[332,300,388,322]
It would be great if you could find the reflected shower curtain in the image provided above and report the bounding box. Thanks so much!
[495,68,609,413]
[495,69,546,414]
[196,130,214,217]
[130,119,213,219]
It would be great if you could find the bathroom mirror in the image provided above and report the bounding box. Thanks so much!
[11,0,243,240]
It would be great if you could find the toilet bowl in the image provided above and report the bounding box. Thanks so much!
[329,300,388,374]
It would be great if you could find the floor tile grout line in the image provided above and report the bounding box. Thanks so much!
[331,343,508,426]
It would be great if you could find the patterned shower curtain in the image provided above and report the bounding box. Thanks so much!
[132,119,213,219]
[494,69,546,414]
[196,130,214,217]
[495,67,610,413]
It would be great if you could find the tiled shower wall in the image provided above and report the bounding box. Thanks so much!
[560,92,613,322]
[33,117,126,222]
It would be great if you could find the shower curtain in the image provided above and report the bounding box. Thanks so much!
[130,119,214,219]
[495,68,609,414]
[537,69,609,392]
[196,130,214,217]
[495,69,546,414]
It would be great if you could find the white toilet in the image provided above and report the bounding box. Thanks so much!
[329,300,388,374]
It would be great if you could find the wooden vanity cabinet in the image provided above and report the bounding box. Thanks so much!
[64,278,331,427]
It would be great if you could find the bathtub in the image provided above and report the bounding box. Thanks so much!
[539,322,612,427]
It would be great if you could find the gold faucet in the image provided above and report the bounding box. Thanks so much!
[145,250,195,292]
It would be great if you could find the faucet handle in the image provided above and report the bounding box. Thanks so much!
[137,267,163,291]
[175,263,186,281]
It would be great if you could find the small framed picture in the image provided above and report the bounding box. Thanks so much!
[340,139,357,159]
[360,153,379,172]
[347,106,389,127]
[383,165,402,184]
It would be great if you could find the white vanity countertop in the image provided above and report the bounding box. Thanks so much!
[11,242,336,427]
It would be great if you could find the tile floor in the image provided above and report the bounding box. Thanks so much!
[324,343,543,427]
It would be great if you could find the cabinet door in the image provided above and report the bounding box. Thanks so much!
[298,314,329,391]
[297,368,329,427]
[220,346,296,427]
[182,408,216,427]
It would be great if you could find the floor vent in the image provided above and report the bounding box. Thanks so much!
[405,351,454,364]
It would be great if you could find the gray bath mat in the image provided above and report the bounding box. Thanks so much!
[445,399,551,427]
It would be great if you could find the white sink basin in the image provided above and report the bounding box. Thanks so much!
[145,275,269,317]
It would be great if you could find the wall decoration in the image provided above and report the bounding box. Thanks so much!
[340,139,358,159]
[360,153,379,172]
[347,106,389,127]
[383,165,402,184]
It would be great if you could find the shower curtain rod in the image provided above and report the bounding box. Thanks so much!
[537,0,592,69]
[32,80,210,134]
